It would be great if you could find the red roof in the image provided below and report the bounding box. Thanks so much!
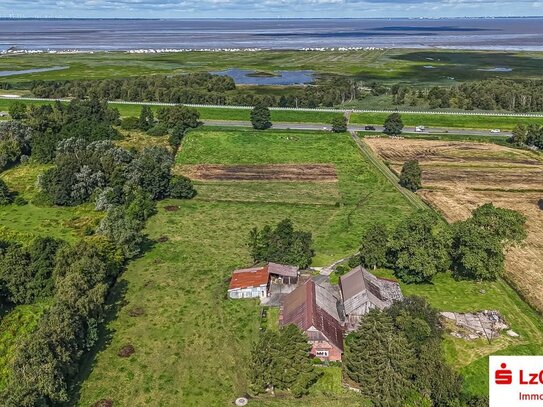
[229,265,269,290]
[280,280,344,351]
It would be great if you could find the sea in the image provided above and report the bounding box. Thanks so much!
[0,18,543,52]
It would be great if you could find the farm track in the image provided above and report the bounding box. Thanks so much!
[349,132,428,210]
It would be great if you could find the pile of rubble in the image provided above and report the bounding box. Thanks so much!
[441,310,517,341]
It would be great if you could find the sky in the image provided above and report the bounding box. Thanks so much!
[0,0,542,19]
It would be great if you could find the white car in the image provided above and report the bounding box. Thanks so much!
[415,126,426,133]
[490,129,501,134]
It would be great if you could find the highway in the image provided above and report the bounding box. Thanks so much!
[203,120,512,137]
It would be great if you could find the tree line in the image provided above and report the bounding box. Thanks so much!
[359,204,526,283]
[0,99,201,405]
[23,73,358,108]
[393,79,543,112]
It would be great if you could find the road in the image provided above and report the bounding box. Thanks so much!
[203,120,512,137]
[0,95,515,136]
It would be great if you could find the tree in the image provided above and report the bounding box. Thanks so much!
[452,203,527,281]
[359,223,389,269]
[383,113,404,136]
[8,101,27,120]
[157,105,200,129]
[125,146,173,200]
[399,160,422,192]
[169,175,197,199]
[344,309,416,406]
[97,206,144,259]
[331,116,348,133]
[0,178,13,205]
[169,124,187,150]
[138,105,154,131]
[388,211,451,283]
[0,121,33,171]
[251,324,319,397]
[251,103,272,130]
[511,124,528,145]
[248,219,314,269]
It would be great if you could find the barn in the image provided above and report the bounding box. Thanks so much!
[280,280,344,361]
[340,266,403,331]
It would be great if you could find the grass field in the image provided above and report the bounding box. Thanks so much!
[2,49,543,85]
[350,111,543,130]
[76,128,414,406]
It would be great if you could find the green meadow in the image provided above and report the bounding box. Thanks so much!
[1,126,542,405]
[2,49,543,85]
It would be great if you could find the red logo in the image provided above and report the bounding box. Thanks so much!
[495,363,513,385]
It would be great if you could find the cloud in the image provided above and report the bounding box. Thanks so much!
[0,0,541,17]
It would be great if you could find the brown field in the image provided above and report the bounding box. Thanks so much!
[365,138,543,313]
[175,164,338,182]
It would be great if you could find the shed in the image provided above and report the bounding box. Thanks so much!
[228,265,270,299]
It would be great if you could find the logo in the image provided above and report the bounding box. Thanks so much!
[495,363,513,385]
[490,356,543,406]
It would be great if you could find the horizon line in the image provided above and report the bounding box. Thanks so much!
[1,16,543,20]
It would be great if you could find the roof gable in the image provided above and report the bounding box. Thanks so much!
[340,267,403,314]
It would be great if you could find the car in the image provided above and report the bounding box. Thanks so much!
[415,126,426,133]
[364,126,376,131]
[490,129,501,134]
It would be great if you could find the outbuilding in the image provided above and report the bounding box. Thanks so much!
[228,265,270,299]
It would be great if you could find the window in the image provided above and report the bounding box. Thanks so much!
[316,350,329,357]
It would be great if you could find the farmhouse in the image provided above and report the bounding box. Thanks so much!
[228,266,270,299]
[228,263,300,300]
[340,266,403,331]
[280,280,344,361]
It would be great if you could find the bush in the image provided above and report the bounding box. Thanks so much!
[0,178,13,205]
[120,116,140,130]
[146,123,169,137]
[399,160,422,192]
[13,196,27,206]
[118,344,135,357]
[331,116,348,133]
[169,175,197,199]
